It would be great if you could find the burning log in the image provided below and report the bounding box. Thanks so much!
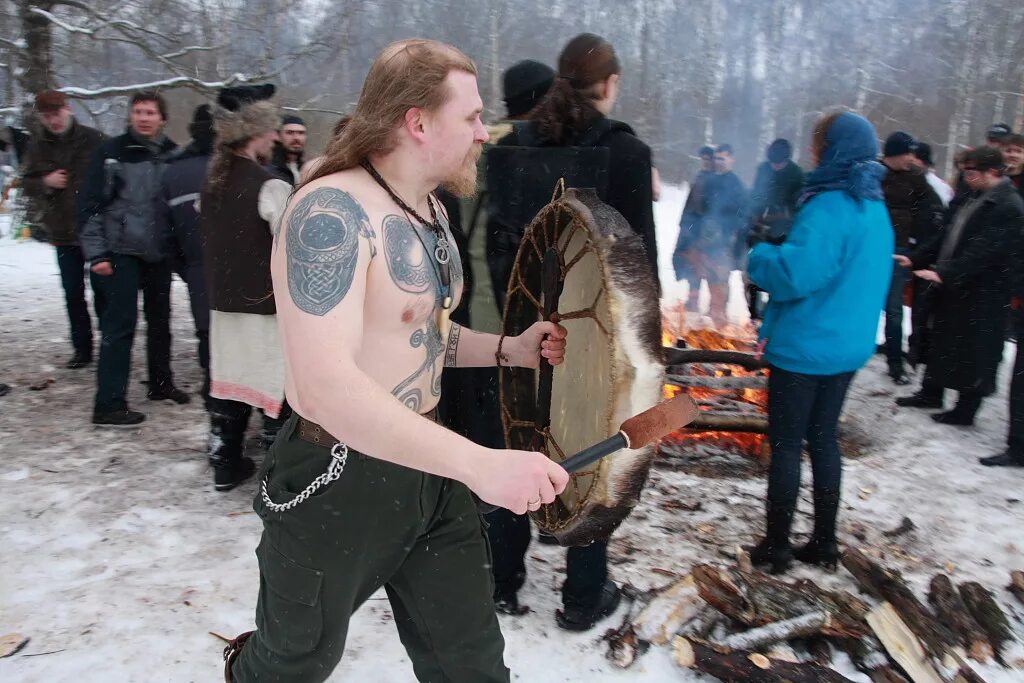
[687,412,769,433]
[958,581,1019,665]
[1009,570,1024,606]
[667,374,769,390]
[927,574,993,663]
[841,548,960,666]
[665,346,769,369]
[671,636,856,682]
[692,564,868,638]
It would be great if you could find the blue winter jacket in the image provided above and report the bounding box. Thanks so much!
[748,190,894,375]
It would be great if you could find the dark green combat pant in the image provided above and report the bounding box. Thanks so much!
[231,412,510,683]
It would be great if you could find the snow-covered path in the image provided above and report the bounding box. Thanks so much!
[1,192,1022,682]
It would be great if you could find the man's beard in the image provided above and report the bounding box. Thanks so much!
[441,144,483,198]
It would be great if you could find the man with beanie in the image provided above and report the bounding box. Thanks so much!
[987,123,1013,149]
[1002,134,1024,198]
[79,91,184,426]
[745,139,804,318]
[200,84,292,490]
[21,90,106,369]
[268,114,306,184]
[880,131,943,385]
[911,142,954,206]
[155,104,216,404]
[897,147,1024,428]
[482,59,555,312]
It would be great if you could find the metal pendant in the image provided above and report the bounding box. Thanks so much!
[434,236,451,265]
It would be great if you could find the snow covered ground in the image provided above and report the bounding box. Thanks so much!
[1,191,1023,682]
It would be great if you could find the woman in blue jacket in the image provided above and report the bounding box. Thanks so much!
[746,111,894,573]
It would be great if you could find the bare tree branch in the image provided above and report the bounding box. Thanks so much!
[57,73,254,99]
[160,45,221,60]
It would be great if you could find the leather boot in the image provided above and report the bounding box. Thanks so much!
[745,500,796,574]
[793,490,841,570]
[209,413,255,491]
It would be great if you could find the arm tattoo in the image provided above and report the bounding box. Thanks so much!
[383,214,432,294]
[391,316,444,412]
[286,188,375,316]
[444,323,462,367]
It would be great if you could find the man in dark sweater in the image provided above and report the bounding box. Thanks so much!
[880,131,943,385]
[79,91,186,426]
[21,90,106,369]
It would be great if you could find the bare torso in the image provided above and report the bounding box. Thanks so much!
[272,168,463,418]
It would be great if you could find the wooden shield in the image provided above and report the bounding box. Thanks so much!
[499,184,665,546]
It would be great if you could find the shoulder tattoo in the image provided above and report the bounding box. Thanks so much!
[285,188,376,316]
[383,214,433,294]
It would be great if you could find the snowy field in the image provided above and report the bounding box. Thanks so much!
[1,190,1023,682]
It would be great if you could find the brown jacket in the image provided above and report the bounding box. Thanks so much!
[21,119,105,245]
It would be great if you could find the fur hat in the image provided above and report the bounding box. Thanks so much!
[214,83,279,145]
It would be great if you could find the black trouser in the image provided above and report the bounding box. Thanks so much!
[1009,310,1024,454]
[884,255,909,376]
[918,374,984,419]
[232,413,509,683]
[766,367,854,542]
[56,245,105,355]
[90,255,174,412]
[486,507,608,609]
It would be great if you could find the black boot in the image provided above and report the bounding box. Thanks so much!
[148,384,192,404]
[979,450,1024,467]
[895,392,943,409]
[66,350,92,369]
[793,490,841,570]
[209,414,256,491]
[555,580,621,632]
[745,501,796,574]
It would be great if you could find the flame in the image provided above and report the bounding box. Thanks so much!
[662,302,767,457]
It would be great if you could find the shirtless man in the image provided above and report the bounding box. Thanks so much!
[225,40,570,683]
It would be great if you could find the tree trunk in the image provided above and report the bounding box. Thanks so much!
[1009,570,1024,607]
[958,582,1014,663]
[672,636,856,683]
[839,636,911,683]
[715,611,830,652]
[692,564,868,638]
[841,548,960,665]
[927,574,993,663]
[19,0,55,94]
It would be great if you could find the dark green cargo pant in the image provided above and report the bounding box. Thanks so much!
[231,412,510,683]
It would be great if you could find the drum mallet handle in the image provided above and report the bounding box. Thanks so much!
[479,395,699,514]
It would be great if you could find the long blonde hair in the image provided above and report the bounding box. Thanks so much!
[300,39,477,188]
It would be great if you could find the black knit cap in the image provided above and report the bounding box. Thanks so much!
[281,114,306,127]
[766,138,792,164]
[217,83,276,112]
[884,131,917,157]
[503,60,555,118]
[987,123,1012,141]
[698,146,715,158]
[914,142,934,167]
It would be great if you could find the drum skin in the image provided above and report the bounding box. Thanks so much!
[499,186,665,546]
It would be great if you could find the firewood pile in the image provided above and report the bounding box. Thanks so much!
[604,547,1024,682]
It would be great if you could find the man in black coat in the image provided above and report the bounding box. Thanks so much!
[745,138,804,319]
[154,104,215,402]
[20,90,106,369]
[896,147,1024,426]
[674,145,715,303]
[881,132,944,385]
